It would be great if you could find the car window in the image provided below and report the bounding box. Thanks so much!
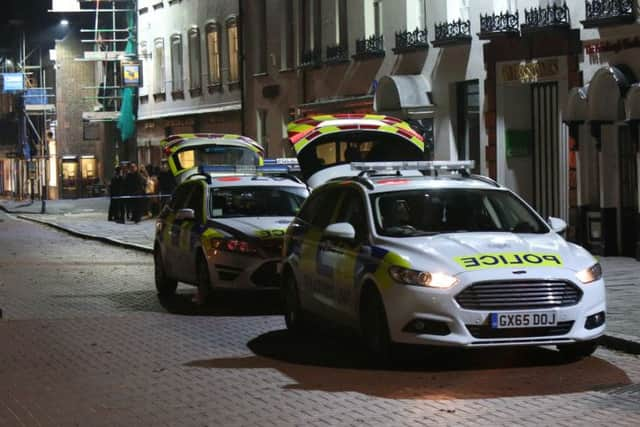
[372,188,548,237]
[185,183,205,222]
[209,186,307,218]
[169,183,194,210]
[334,188,368,242]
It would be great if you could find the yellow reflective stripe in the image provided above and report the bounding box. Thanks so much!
[455,253,564,271]
[293,138,312,154]
[255,229,286,239]
[312,114,336,121]
[318,125,341,134]
[411,137,425,150]
[168,156,179,175]
[202,227,224,251]
[163,214,174,243]
[378,125,398,133]
[374,251,411,290]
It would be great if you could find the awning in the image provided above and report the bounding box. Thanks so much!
[626,84,640,121]
[374,75,435,119]
[587,65,635,122]
[563,85,589,124]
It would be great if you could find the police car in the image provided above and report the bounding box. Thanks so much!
[154,166,308,301]
[280,161,606,361]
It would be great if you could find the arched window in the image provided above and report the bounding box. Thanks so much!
[153,37,165,94]
[188,26,202,93]
[205,22,221,86]
[226,16,239,83]
[170,33,183,93]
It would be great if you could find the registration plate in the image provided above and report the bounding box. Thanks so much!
[490,311,557,329]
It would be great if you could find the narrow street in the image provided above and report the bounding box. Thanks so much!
[1,210,639,426]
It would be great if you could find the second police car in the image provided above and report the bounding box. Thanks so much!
[154,164,308,301]
[281,114,606,361]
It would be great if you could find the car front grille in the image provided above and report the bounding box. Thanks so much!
[259,239,284,258]
[466,321,574,339]
[455,280,582,310]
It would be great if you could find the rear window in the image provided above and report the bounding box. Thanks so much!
[209,186,308,218]
[297,131,424,180]
[175,146,260,170]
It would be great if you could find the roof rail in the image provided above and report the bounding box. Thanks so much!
[469,174,501,188]
[327,175,375,190]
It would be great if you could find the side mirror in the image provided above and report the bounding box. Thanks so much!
[323,222,356,241]
[548,216,567,234]
[176,208,195,221]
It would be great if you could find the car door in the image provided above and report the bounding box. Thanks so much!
[163,183,193,278]
[294,186,341,316]
[323,186,370,321]
[174,182,206,284]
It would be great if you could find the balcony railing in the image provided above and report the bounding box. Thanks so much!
[353,34,385,59]
[522,3,571,33]
[582,0,636,28]
[299,48,322,68]
[479,10,520,38]
[393,28,429,54]
[325,44,349,63]
[432,19,472,47]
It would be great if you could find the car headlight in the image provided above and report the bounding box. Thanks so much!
[575,263,602,284]
[388,266,458,289]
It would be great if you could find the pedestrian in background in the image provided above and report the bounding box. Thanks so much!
[157,160,176,208]
[108,166,124,223]
[125,162,145,223]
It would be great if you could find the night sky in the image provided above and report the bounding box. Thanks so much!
[2,0,69,51]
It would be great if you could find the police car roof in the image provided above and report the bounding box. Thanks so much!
[330,173,503,193]
[204,174,307,188]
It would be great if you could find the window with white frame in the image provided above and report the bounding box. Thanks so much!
[494,0,517,12]
[335,0,348,46]
[280,0,295,69]
[170,33,183,93]
[447,0,470,21]
[205,22,221,86]
[188,26,202,92]
[153,37,165,94]
[406,0,426,30]
[365,0,384,36]
[255,0,267,73]
[227,16,239,83]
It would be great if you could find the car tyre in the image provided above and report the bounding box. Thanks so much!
[154,248,178,297]
[283,272,309,335]
[196,255,212,304]
[557,339,599,361]
[360,287,394,365]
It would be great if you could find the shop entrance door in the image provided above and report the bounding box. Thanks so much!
[619,125,638,257]
[531,82,561,219]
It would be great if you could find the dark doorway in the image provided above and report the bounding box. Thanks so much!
[456,80,480,173]
[619,125,638,257]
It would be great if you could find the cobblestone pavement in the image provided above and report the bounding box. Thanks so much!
[1,209,640,426]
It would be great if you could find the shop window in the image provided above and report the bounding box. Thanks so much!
[153,37,165,94]
[80,157,97,180]
[205,22,222,87]
[456,80,480,173]
[188,26,202,95]
[227,17,240,83]
[170,33,184,94]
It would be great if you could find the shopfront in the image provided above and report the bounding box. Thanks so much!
[60,155,99,199]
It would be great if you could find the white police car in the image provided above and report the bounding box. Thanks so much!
[154,166,308,301]
[280,161,605,361]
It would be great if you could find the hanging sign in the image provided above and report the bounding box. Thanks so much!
[121,60,142,88]
[1,73,24,93]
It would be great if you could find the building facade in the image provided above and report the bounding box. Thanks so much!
[241,0,640,259]
[136,0,243,165]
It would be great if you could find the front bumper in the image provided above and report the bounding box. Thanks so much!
[382,274,606,348]
[205,251,281,289]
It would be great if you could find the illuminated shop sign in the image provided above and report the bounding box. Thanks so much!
[500,59,560,84]
[584,36,640,55]
[1,73,24,92]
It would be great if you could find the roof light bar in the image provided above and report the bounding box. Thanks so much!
[263,158,301,171]
[198,164,295,175]
[350,161,475,172]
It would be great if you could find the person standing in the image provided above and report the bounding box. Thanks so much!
[157,160,176,207]
[125,163,145,223]
[108,166,125,223]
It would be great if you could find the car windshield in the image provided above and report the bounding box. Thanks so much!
[209,186,308,218]
[371,188,549,237]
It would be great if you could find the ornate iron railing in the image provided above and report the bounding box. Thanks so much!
[299,48,322,68]
[522,3,571,31]
[433,19,472,47]
[479,10,520,36]
[583,0,635,27]
[393,28,429,53]
[354,34,385,58]
[325,44,349,63]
